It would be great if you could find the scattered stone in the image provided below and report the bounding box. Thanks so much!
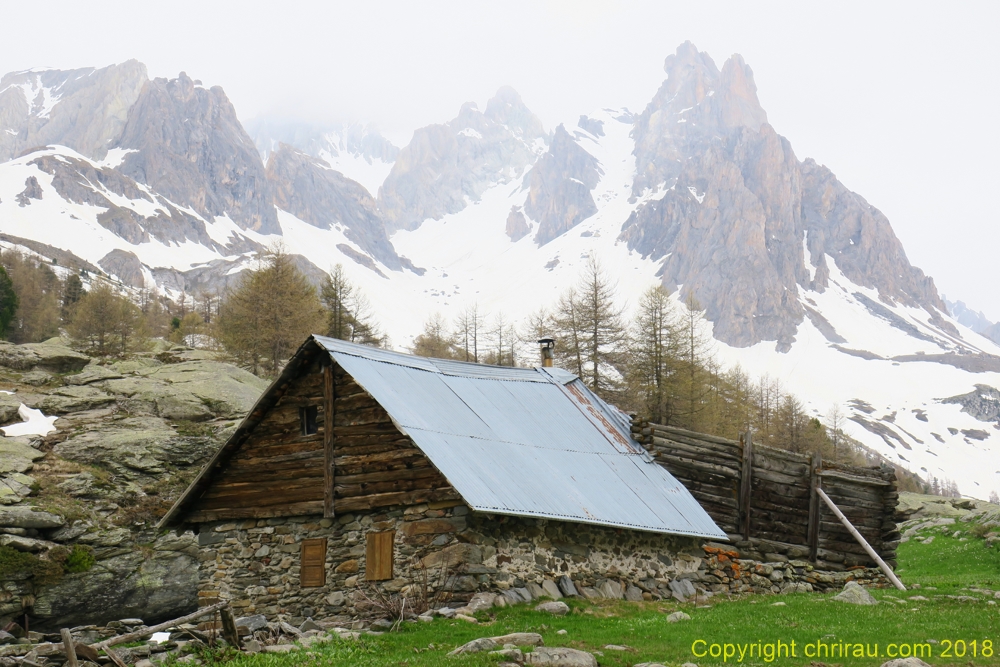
[0,506,63,529]
[535,601,569,616]
[262,645,299,653]
[490,648,524,661]
[667,611,691,623]
[832,581,878,605]
[298,618,322,633]
[370,619,394,631]
[455,613,478,623]
[781,582,813,594]
[771,602,786,606]
[598,580,623,599]
[556,629,567,635]
[635,664,669,667]
[418,615,433,623]
[880,659,931,667]
[682,663,699,667]
[243,640,261,654]
[527,582,546,599]
[492,633,544,647]
[525,646,597,666]
[0,632,13,645]
[448,638,498,655]
[603,644,630,651]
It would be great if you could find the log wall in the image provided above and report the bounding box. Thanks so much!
[631,421,900,570]
[185,349,457,523]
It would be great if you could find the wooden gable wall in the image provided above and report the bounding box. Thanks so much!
[184,345,458,523]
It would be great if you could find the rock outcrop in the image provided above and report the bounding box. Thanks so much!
[117,72,279,234]
[379,86,547,232]
[266,144,402,270]
[524,125,601,245]
[0,342,268,629]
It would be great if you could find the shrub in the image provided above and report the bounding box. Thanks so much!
[65,545,96,573]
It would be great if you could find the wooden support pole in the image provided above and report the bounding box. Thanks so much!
[219,606,242,650]
[740,431,753,540]
[60,629,78,667]
[323,362,336,518]
[816,488,906,590]
[807,452,822,562]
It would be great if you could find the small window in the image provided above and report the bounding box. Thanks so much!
[299,405,318,436]
[365,531,395,581]
[300,538,326,588]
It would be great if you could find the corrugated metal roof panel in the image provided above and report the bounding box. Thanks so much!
[313,336,726,539]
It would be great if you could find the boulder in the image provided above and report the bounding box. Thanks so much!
[535,601,569,616]
[526,582,546,599]
[598,580,623,599]
[0,341,89,373]
[0,506,64,529]
[0,535,58,552]
[832,581,878,605]
[39,386,116,414]
[667,611,691,623]
[525,647,597,667]
[448,638,498,655]
[0,473,35,505]
[0,394,21,424]
[0,438,44,474]
[235,614,268,633]
[881,659,931,667]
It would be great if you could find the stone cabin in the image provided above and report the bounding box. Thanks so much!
[159,335,727,622]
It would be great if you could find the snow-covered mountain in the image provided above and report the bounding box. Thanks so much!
[1,45,998,500]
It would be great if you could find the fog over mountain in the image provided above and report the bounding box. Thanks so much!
[1,44,998,500]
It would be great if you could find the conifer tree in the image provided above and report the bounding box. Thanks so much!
[627,285,683,424]
[320,264,384,346]
[61,273,85,323]
[412,313,459,359]
[69,281,149,357]
[216,247,326,376]
[1,250,61,343]
[0,266,17,340]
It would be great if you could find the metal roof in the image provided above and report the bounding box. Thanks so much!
[314,336,726,539]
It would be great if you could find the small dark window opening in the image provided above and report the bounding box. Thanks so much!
[300,405,318,435]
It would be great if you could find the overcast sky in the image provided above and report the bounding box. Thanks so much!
[3,1,998,319]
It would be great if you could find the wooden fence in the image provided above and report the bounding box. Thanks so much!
[631,421,901,570]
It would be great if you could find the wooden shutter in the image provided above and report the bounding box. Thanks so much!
[365,531,395,581]
[300,538,327,588]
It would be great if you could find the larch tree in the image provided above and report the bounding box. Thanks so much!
[69,281,149,357]
[454,303,485,362]
[320,264,384,346]
[554,257,627,398]
[412,313,459,359]
[1,250,61,343]
[216,247,326,376]
[626,285,684,424]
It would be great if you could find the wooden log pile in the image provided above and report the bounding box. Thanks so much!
[631,420,899,568]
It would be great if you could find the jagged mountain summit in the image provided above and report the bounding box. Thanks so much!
[0,45,998,499]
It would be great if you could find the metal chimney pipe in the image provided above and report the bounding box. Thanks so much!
[538,338,555,367]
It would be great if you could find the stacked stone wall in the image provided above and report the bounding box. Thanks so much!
[195,502,887,623]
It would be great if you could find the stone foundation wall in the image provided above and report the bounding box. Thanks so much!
[195,501,887,624]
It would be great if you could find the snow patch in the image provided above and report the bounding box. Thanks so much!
[1,404,57,437]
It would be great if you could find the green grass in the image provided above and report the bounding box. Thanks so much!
[192,518,1000,667]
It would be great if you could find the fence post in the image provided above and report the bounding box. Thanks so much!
[740,430,753,540]
[807,452,822,561]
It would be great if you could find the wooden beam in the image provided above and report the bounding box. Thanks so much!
[324,362,335,518]
[61,628,78,667]
[807,451,821,562]
[816,487,905,590]
[740,431,753,540]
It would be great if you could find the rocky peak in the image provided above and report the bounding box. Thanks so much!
[378,87,548,232]
[622,43,948,350]
[0,61,147,162]
[116,72,279,234]
[525,125,602,245]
